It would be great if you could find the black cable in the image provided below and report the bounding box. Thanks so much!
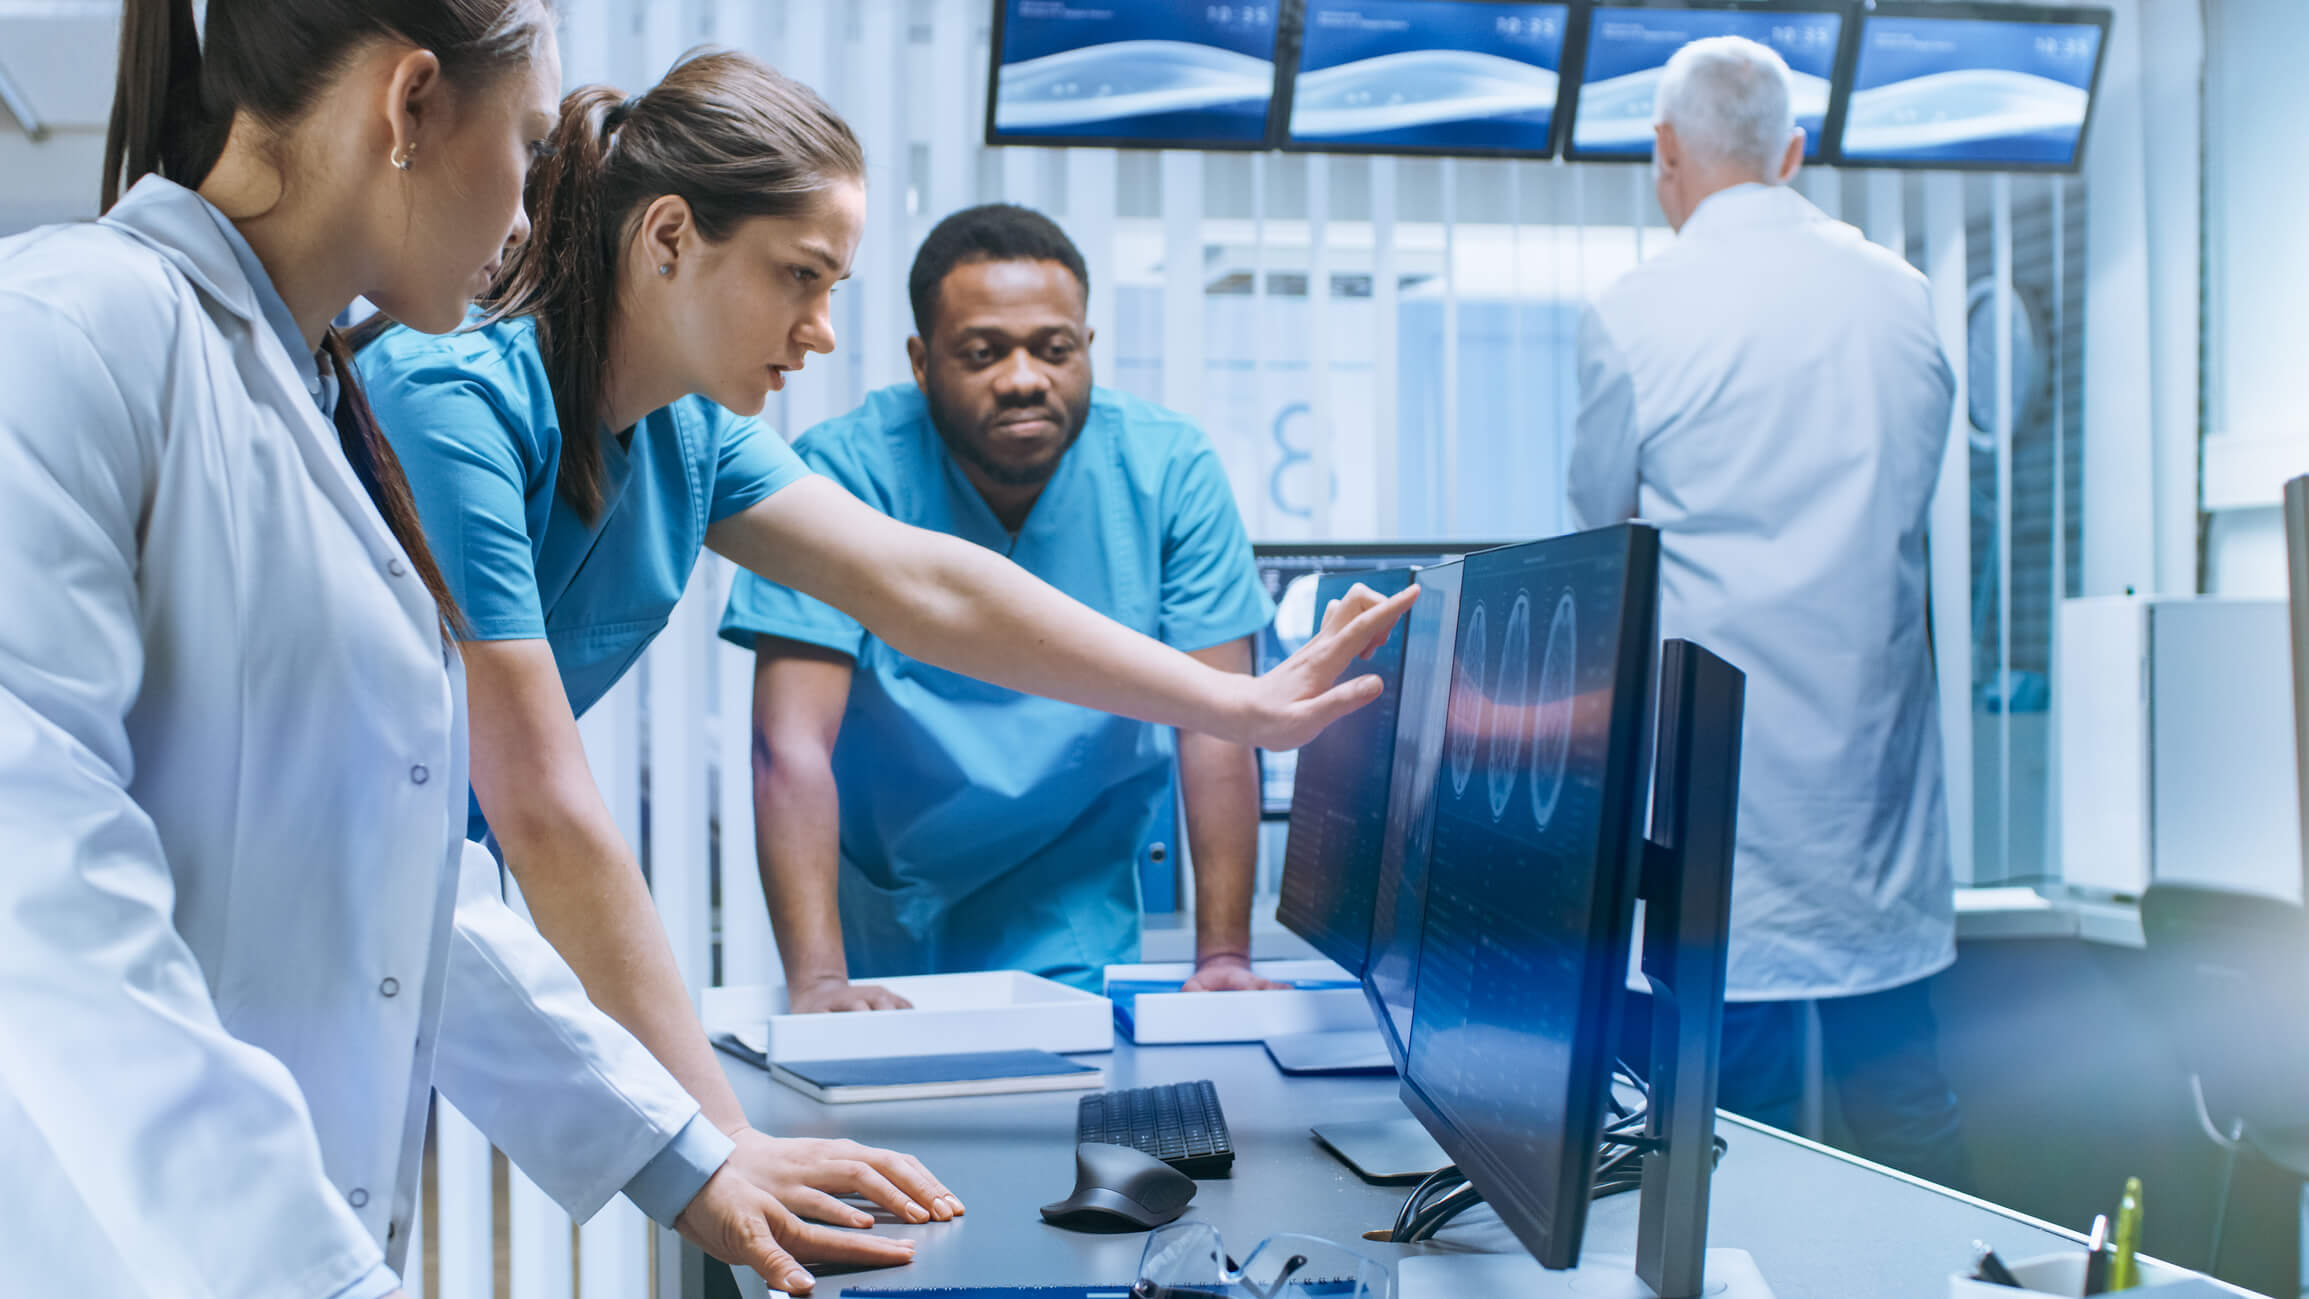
[1401,1182,1489,1242]
[1391,1165,1467,1239]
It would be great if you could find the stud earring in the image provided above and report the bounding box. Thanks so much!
[392,146,414,171]
[657,264,672,276]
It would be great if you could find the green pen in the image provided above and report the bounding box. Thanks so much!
[2109,1177,2144,1290]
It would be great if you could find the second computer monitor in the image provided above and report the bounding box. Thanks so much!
[1276,567,1417,976]
[1833,2,2112,171]
[1567,1,1846,162]
[1399,524,1661,1271]
[1362,558,1467,1072]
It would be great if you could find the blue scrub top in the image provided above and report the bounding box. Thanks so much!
[719,383,1273,988]
[360,315,810,839]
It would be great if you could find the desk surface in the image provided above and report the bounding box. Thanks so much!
[702,1040,2104,1299]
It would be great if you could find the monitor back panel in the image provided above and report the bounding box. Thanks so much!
[1399,524,1660,1270]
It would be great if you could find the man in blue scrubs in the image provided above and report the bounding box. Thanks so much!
[720,205,1278,1008]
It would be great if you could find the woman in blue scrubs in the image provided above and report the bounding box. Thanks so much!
[360,50,1411,1231]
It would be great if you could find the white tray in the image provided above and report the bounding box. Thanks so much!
[1949,1250,2240,1297]
[699,970,1112,1064]
[1103,958,1373,1044]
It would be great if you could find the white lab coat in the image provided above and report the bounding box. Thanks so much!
[1572,182,1957,1003]
[0,177,708,1297]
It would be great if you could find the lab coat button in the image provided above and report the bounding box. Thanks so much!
[379,977,400,998]
[347,1188,369,1209]
[387,558,408,577]
[410,764,429,785]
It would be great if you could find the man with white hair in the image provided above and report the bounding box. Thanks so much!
[1572,36,1969,1188]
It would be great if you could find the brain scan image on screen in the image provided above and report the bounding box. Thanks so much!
[1485,592,1534,821]
[1447,598,1489,798]
[1530,589,1578,829]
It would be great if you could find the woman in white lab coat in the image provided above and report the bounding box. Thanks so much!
[0,1,917,1294]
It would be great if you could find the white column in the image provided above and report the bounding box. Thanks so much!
[1923,173,1976,886]
[432,1101,494,1299]
[1307,152,1333,538]
[646,569,713,991]
[856,0,911,392]
[1068,149,1121,380]
[1160,151,1206,425]
[1370,156,1400,537]
[2080,0,2159,598]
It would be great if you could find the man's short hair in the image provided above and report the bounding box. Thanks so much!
[1653,35,1798,181]
[908,204,1090,338]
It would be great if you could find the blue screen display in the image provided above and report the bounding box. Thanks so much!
[1572,7,1843,160]
[991,1,1282,145]
[1839,15,2104,166]
[1405,528,1646,1243]
[1287,1,1572,154]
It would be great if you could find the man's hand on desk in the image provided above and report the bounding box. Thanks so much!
[785,973,915,1013]
[730,1128,965,1228]
[1182,952,1289,993]
[675,1158,918,1295]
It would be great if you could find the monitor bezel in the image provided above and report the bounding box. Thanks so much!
[1395,524,1662,1271]
[982,0,1293,153]
[1560,0,1858,165]
[1274,0,1586,160]
[1274,565,1420,976]
[1826,0,2116,174]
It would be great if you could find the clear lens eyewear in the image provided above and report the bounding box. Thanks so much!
[1132,1221,1392,1299]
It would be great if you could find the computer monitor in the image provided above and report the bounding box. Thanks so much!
[1279,0,1576,158]
[984,0,1286,150]
[1565,1,1847,163]
[1362,558,1466,1071]
[1276,567,1417,977]
[2286,475,2309,902]
[1255,542,1500,818]
[1398,524,1661,1270]
[1831,2,2113,171]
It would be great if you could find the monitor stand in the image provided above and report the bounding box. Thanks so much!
[1310,1114,1448,1184]
[1266,1028,1395,1075]
[1397,1249,1774,1298]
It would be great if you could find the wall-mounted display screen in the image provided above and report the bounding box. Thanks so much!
[1567,3,1844,161]
[1834,4,2111,170]
[986,0,1284,149]
[1283,0,1574,157]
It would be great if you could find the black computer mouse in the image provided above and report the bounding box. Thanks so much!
[1039,1142,1198,1231]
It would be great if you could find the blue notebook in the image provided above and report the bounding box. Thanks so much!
[768,1050,1103,1104]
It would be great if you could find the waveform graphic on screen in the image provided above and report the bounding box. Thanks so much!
[1842,68,2088,157]
[993,40,1273,130]
[1291,50,1560,137]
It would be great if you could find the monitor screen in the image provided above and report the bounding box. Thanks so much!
[1836,4,2111,170]
[1275,569,1416,976]
[1284,1,1573,157]
[986,0,1284,149]
[1254,543,1499,818]
[1400,525,1659,1270]
[1362,559,1465,1071]
[1568,3,1844,161]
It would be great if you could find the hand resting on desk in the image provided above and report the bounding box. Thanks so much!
[785,974,914,1014]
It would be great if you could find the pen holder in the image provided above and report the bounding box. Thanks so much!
[1948,1249,2209,1297]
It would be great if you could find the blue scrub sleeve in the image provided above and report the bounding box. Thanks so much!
[1156,443,1276,652]
[717,567,866,657]
[367,367,549,640]
[707,406,812,524]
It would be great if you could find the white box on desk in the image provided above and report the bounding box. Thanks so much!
[1948,1249,2241,1297]
[698,970,1111,1064]
[1104,958,1372,1044]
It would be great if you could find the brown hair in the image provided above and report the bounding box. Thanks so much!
[484,49,864,521]
[102,0,549,633]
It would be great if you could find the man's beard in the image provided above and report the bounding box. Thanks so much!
[925,387,1089,489]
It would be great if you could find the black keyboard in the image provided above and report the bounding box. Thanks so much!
[1076,1079,1235,1178]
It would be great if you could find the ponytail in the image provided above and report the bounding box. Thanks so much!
[325,330,469,639]
[102,0,220,211]
[485,50,864,523]
[497,85,627,521]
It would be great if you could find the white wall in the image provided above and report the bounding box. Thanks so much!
[2202,0,2309,596]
